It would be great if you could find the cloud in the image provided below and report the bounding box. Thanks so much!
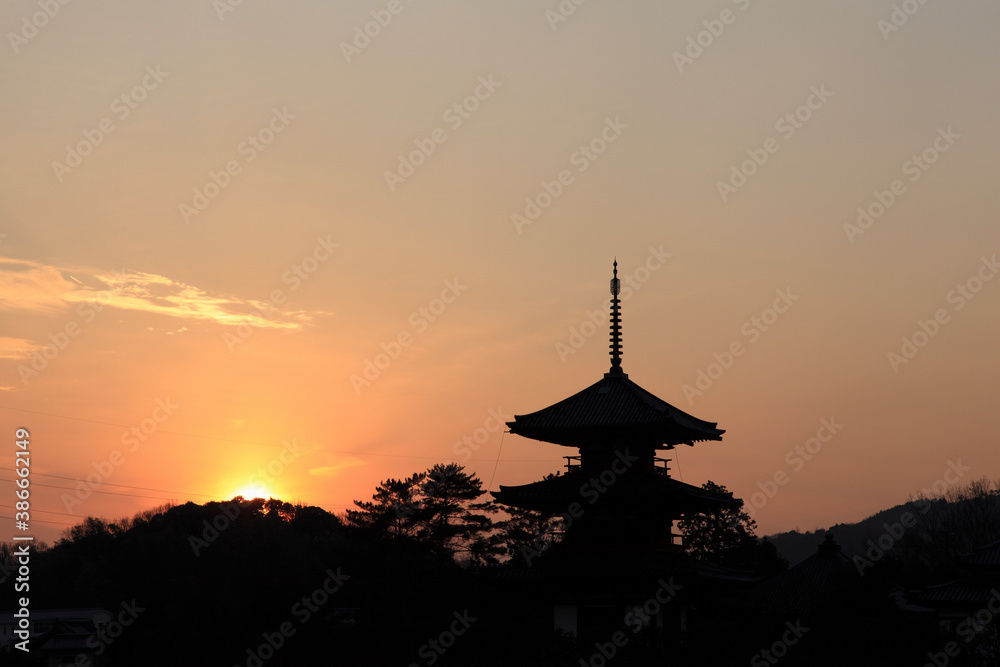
[307,459,368,477]
[0,337,39,360]
[0,259,78,313]
[0,258,312,330]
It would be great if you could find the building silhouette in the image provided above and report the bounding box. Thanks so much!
[491,261,749,646]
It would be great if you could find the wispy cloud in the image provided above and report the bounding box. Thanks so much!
[307,459,368,477]
[0,259,78,313]
[0,258,313,330]
[0,336,40,360]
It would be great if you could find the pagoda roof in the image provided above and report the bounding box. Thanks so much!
[961,538,1000,570]
[726,534,862,617]
[492,470,740,514]
[507,369,724,449]
[906,577,1000,606]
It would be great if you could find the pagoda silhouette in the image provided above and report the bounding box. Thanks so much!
[491,261,750,645]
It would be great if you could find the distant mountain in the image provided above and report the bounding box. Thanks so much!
[765,502,929,566]
[766,485,1000,567]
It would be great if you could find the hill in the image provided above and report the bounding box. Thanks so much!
[767,478,1000,569]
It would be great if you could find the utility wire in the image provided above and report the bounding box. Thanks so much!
[0,467,218,498]
[486,430,507,492]
[0,405,549,462]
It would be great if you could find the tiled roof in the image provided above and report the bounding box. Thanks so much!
[507,369,725,448]
[906,576,1000,605]
[726,535,860,616]
[962,538,1000,569]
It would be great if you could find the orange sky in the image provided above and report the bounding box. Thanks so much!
[1,0,998,544]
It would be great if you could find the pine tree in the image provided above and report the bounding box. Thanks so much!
[345,472,425,538]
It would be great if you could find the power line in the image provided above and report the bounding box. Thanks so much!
[0,405,550,462]
[0,504,81,517]
[0,515,78,527]
[0,467,218,499]
[0,478,190,502]
[486,430,507,492]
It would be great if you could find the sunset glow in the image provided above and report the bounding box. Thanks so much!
[1,0,997,550]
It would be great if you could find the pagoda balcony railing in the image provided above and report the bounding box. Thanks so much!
[653,457,671,477]
[565,455,674,476]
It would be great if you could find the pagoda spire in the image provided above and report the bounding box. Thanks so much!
[609,259,623,373]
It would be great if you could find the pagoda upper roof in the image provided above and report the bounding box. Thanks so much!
[507,368,725,449]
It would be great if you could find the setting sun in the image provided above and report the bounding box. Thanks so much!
[232,483,272,501]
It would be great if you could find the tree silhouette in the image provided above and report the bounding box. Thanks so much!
[414,463,499,564]
[492,473,563,562]
[345,472,425,538]
[346,464,501,564]
[890,476,1000,580]
[678,480,786,576]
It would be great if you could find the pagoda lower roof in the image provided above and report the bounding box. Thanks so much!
[492,471,741,514]
[507,368,724,448]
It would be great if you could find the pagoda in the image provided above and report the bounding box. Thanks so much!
[491,261,747,644]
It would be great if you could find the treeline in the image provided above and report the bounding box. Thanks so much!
[4,467,994,665]
[0,464,573,666]
[767,476,1000,577]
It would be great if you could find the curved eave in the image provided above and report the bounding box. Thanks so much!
[506,422,723,449]
[491,473,741,515]
[504,371,725,448]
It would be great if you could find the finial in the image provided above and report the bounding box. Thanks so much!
[609,259,622,372]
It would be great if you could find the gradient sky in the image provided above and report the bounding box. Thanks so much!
[1,0,998,544]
